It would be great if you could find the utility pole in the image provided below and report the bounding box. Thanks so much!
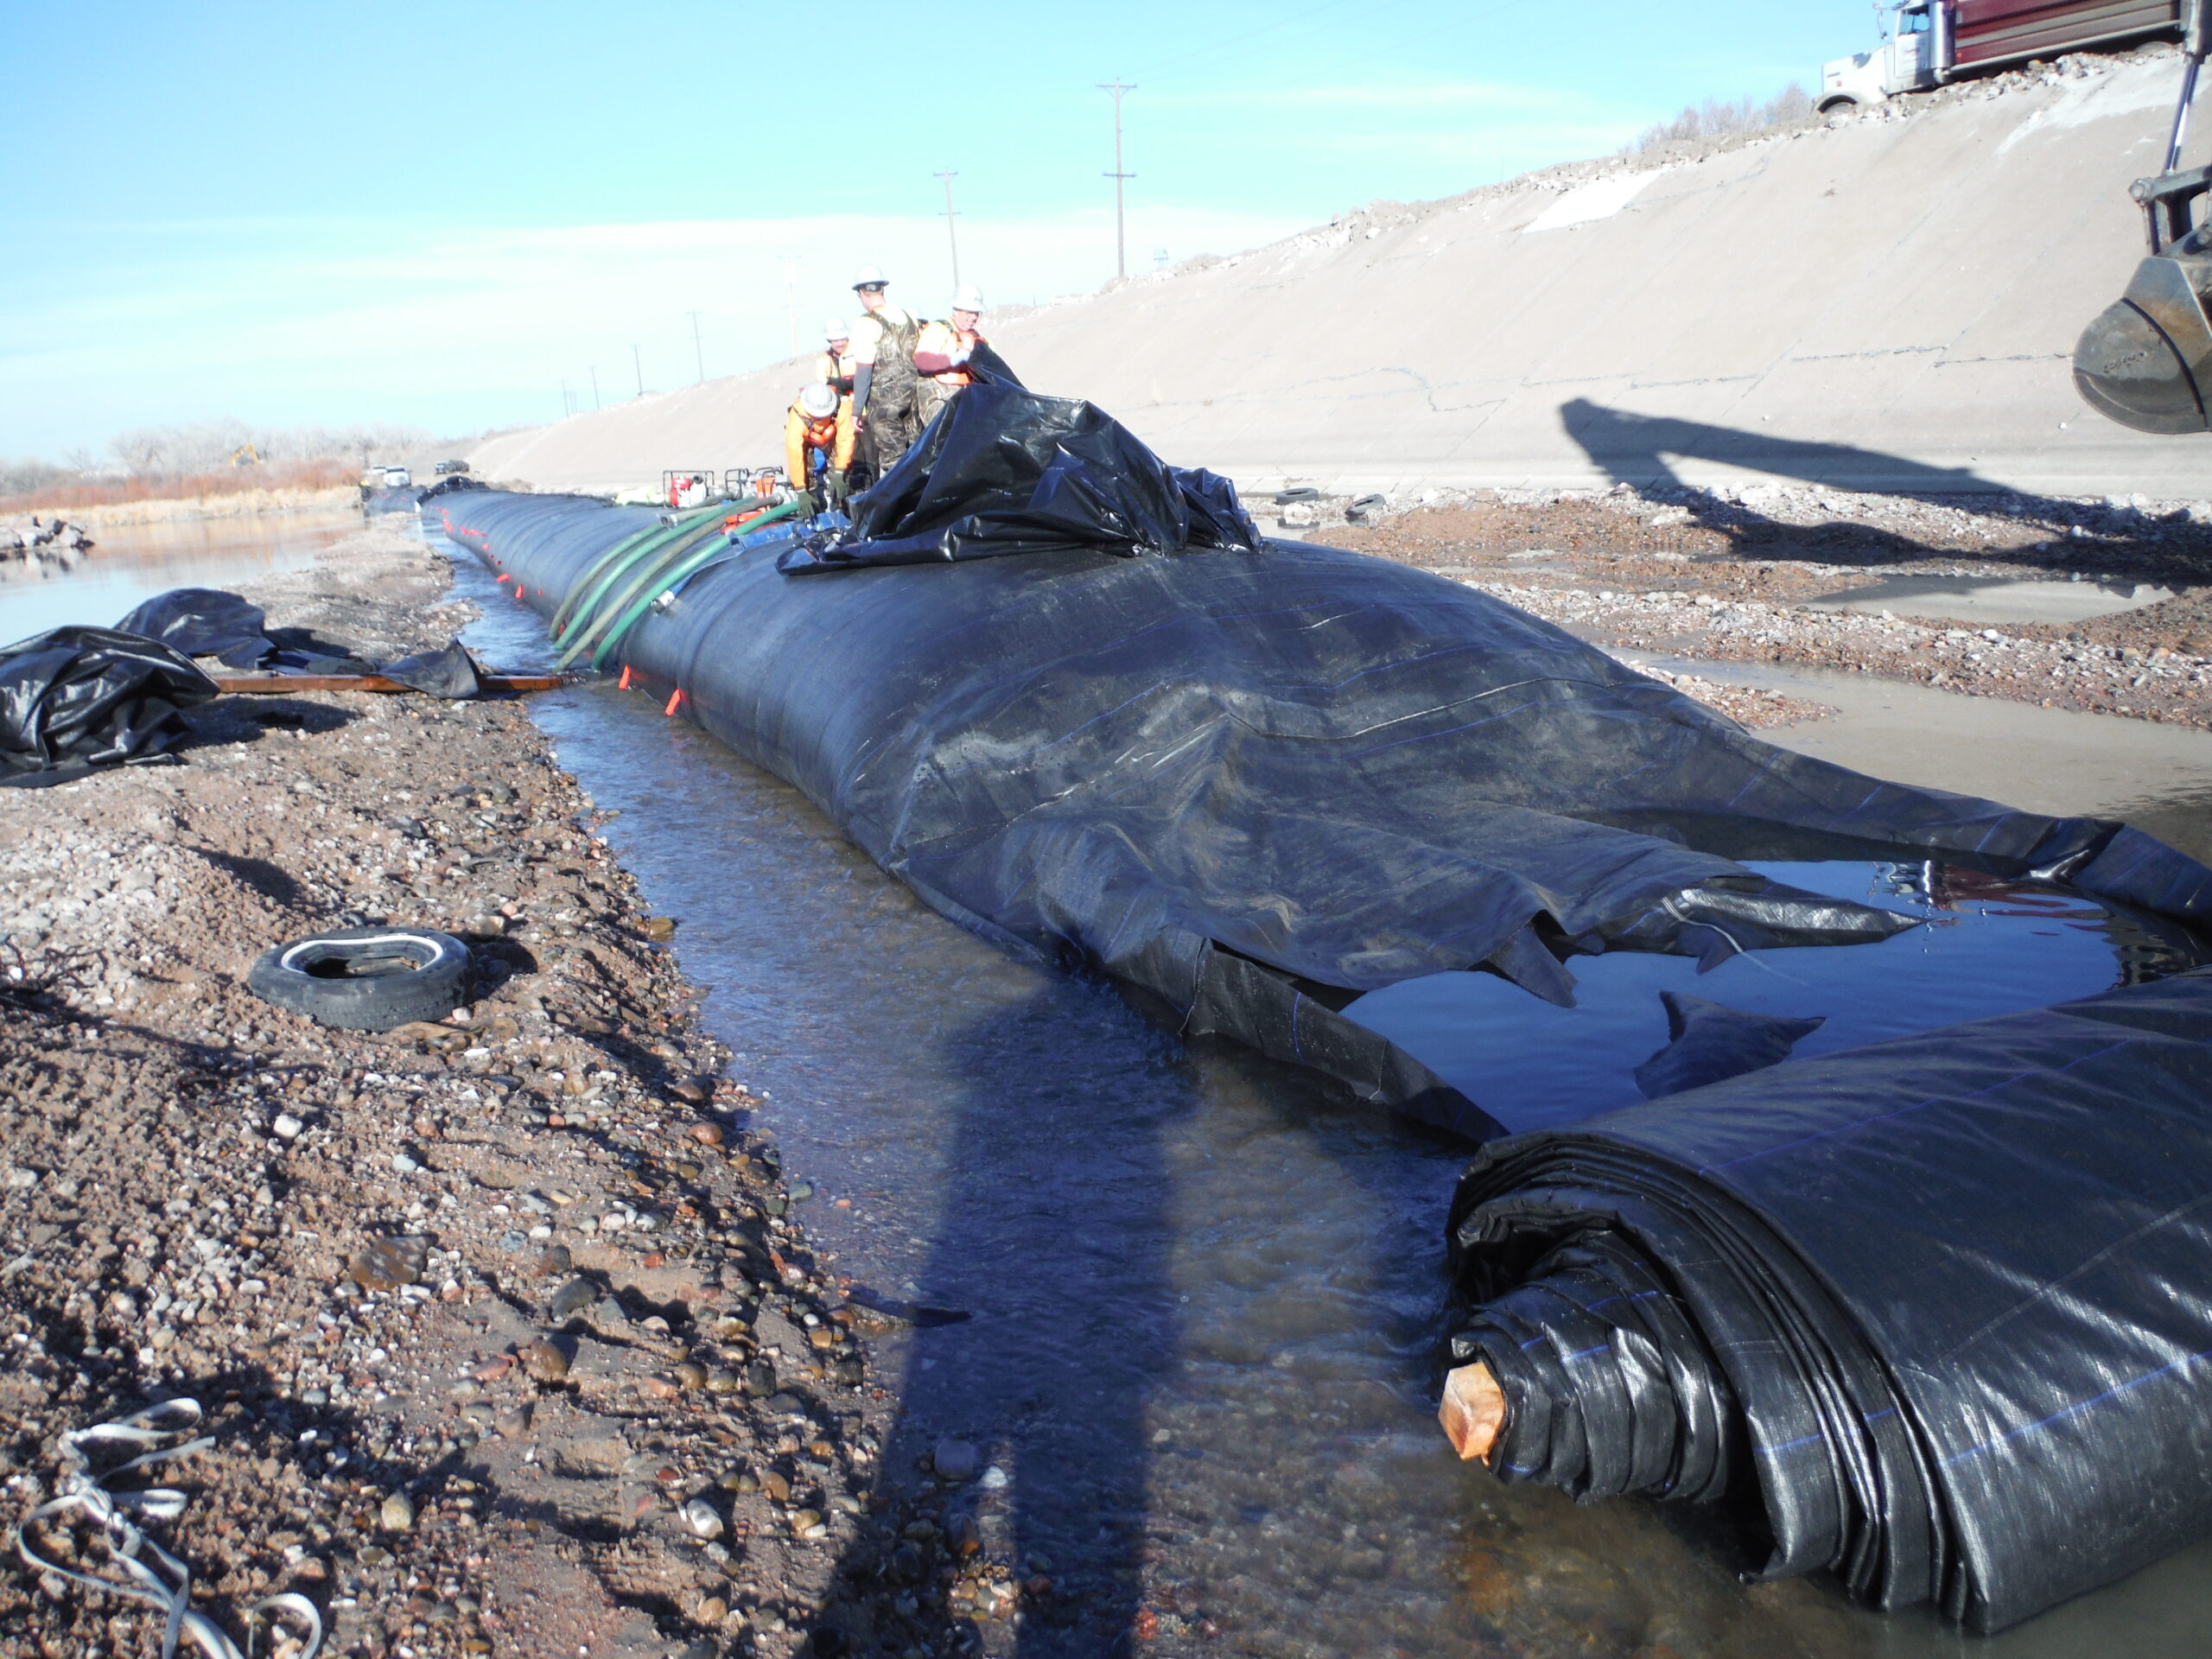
[782,256,799,355]
[589,365,601,410]
[937,167,961,289]
[1098,79,1135,280]
[631,343,644,397]
[560,378,572,418]
[687,310,706,385]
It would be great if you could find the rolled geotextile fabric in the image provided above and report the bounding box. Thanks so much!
[1445,967,2212,1630]
[425,385,2212,1135]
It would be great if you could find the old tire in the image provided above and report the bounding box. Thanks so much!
[246,925,474,1031]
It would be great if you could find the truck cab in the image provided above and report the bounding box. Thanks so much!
[1821,1,1946,111]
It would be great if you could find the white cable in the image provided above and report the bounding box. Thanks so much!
[14,1398,323,1659]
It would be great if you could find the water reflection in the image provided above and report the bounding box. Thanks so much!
[0,508,361,640]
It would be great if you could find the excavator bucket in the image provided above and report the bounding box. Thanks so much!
[2074,251,2212,435]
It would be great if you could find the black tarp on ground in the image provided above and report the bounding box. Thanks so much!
[0,626,217,785]
[429,397,2212,1137]
[1445,966,2212,1631]
[113,586,486,696]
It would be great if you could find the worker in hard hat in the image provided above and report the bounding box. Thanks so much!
[785,381,853,508]
[915,284,988,428]
[815,318,854,399]
[848,264,924,474]
[811,318,858,499]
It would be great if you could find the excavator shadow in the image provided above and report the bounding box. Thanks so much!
[1555,397,2212,578]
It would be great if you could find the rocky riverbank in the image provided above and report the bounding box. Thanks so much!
[1317,483,2212,729]
[0,524,891,1659]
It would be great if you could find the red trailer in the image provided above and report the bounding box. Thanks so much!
[1821,0,2181,110]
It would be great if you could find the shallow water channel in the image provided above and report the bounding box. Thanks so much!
[418,531,2212,1659]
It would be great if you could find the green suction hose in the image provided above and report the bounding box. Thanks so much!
[550,505,725,642]
[588,496,809,671]
[554,512,734,670]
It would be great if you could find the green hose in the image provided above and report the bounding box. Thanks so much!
[588,497,808,671]
[550,506,725,643]
[554,512,734,670]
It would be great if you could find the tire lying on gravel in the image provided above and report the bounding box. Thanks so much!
[246,925,474,1031]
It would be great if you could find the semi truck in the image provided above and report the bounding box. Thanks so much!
[1820,0,2183,111]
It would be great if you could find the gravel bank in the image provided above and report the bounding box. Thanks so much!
[1313,483,2212,728]
[0,524,909,1659]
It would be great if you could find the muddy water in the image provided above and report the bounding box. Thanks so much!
[0,509,362,641]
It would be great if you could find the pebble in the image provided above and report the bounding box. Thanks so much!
[531,1243,572,1277]
[696,1596,728,1624]
[682,1497,724,1539]
[932,1438,979,1482]
[522,1338,571,1382]
[379,1492,416,1532]
[548,1275,600,1319]
[646,916,678,942]
[948,1514,982,1556]
[706,1368,744,1394]
[760,1469,792,1503]
[272,1114,304,1140]
[689,1121,723,1146]
[494,1402,533,1439]
[674,1361,709,1390]
[980,1465,1009,1491]
[346,1236,428,1292]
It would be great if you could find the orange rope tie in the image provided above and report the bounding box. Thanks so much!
[664,688,685,716]
[618,665,633,691]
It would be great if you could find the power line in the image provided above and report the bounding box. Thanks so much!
[687,310,705,385]
[1098,79,1135,280]
[937,167,962,289]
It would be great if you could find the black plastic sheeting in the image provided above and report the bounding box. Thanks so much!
[0,626,217,786]
[1446,966,2212,1631]
[779,353,1261,571]
[113,586,486,696]
[430,415,2212,1139]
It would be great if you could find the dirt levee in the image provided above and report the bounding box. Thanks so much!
[469,48,2212,502]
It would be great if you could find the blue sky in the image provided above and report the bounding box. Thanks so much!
[2,0,1872,457]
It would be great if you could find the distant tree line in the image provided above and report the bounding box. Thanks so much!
[1,418,442,496]
[1630,84,1816,151]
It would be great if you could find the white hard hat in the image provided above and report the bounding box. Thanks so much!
[851,264,887,290]
[799,383,839,418]
[823,316,849,342]
[952,284,984,314]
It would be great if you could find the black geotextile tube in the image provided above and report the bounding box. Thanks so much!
[426,391,2212,1136]
[1445,966,2212,1631]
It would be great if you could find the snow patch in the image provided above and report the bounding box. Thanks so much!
[1522,172,1659,233]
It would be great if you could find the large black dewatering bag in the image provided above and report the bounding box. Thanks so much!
[431,392,2210,1141]
[1446,966,2212,1631]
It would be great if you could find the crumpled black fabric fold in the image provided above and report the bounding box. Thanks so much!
[1446,967,2212,1631]
[778,354,1260,572]
[0,626,218,783]
[114,587,273,668]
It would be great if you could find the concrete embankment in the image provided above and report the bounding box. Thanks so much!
[468,47,2212,502]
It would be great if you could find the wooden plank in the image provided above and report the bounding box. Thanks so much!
[209,674,567,695]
